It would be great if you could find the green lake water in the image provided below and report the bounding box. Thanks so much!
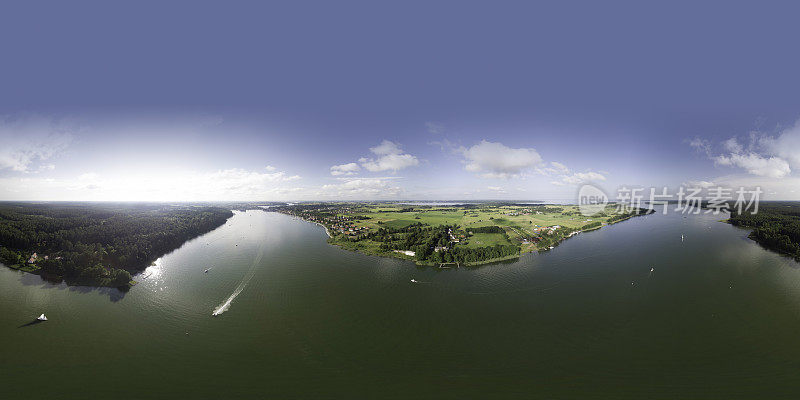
[3,209,800,399]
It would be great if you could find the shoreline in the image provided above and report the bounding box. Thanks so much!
[330,221,614,267]
[329,238,523,267]
[1,209,234,290]
[312,221,332,238]
[1,262,138,290]
[276,206,653,268]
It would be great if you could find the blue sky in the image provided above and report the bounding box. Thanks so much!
[2,1,800,201]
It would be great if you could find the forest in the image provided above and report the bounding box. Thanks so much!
[728,202,800,260]
[369,223,519,264]
[0,203,233,289]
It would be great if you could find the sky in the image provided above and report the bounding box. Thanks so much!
[2,1,800,202]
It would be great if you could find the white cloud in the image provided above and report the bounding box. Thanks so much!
[535,160,606,186]
[0,114,74,172]
[361,153,419,172]
[686,121,800,199]
[425,121,445,134]
[684,180,716,188]
[537,161,572,176]
[206,168,301,185]
[693,121,800,179]
[370,140,403,156]
[709,173,800,200]
[359,140,419,172]
[264,165,277,172]
[550,161,570,174]
[460,140,543,179]
[713,153,790,178]
[687,137,711,156]
[558,171,606,185]
[330,162,361,176]
[320,177,402,198]
[0,167,303,201]
[761,121,800,169]
[722,138,743,153]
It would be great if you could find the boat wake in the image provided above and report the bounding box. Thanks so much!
[212,243,265,316]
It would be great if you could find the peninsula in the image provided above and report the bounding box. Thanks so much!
[274,202,653,266]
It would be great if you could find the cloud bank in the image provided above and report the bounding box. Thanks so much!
[460,140,542,179]
[0,115,74,172]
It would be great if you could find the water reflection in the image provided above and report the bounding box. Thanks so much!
[137,258,164,281]
[14,269,127,302]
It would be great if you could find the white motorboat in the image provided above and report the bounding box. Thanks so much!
[37,314,47,321]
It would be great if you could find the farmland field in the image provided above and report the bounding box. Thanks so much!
[275,202,653,265]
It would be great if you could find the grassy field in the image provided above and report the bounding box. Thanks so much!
[348,204,612,235]
[278,202,651,266]
[464,232,510,248]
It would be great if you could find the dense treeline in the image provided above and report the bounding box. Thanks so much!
[581,221,602,230]
[468,225,505,233]
[368,223,520,264]
[0,203,233,288]
[416,244,520,263]
[608,208,654,223]
[729,203,800,260]
[374,224,451,251]
[421,244,519,264]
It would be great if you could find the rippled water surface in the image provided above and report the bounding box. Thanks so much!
[3,209,800,399]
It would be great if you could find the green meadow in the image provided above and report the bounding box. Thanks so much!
[280,202,650,264]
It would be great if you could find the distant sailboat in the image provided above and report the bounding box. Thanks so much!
[681,234,684,242]
[37,314,47,321]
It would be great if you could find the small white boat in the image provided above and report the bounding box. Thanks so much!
[37,314,47,321]
[650,267,654,273]
[681,234,684,241]
[204,269,209,273]
[410,279,418,283]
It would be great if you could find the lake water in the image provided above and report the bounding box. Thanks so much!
[3,208,800,399]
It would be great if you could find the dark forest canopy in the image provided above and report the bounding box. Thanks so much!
[371,223,521,264]
[0,202,232,289]
[729,202,800,261]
